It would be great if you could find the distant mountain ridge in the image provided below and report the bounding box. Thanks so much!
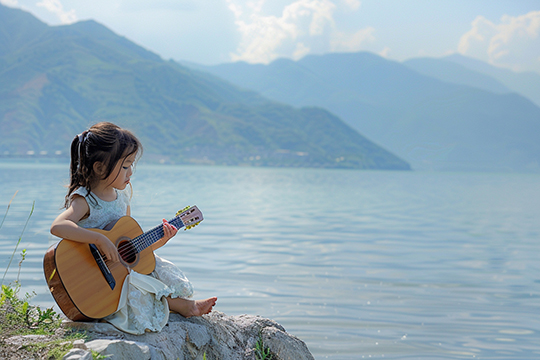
[195,52,540,172]
[403,57,511,95]
[0,4,410,170]
[443,54,540,108]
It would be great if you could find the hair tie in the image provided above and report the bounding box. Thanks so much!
[77,130,92,143]
[76,130,92,170]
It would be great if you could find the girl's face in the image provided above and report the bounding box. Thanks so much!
[106,153,136,190]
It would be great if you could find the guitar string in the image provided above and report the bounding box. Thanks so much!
[102,221,171,262]
[105,223,173,262]
[110,215,197,262]
[105,208,200,262]
[115,222,176,261]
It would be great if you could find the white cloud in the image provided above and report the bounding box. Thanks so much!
[246,0,266,13]
[227,1,243,18]
[342,0,360,11]
[0,0,19,6]
[227,0,373,63]
[37,0,77,24]
[458,11,540,73]
[379,46,391,58]
[293,41,311,59]
[458,16,497,60]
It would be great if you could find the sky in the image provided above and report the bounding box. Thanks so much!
[2,0,540,74]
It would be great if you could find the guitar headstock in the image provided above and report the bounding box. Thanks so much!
[176,205,204,230]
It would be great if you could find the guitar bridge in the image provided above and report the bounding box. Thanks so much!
[89,244,116,290]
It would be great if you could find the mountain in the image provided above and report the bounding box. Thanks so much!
[443,54,540,108]
[0,4,48,57]
[0,4,410,170]
[403,57,511,95]
[195,52,540,172]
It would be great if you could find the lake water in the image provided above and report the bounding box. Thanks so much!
[0,162,539,359]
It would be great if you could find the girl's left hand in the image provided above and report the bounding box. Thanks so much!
[152,219,178,250]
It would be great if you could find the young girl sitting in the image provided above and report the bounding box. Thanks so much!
[50,122,217,334]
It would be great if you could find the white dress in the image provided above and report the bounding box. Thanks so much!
[71,187,193,334]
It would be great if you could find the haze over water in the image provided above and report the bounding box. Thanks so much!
[1,162,539,359]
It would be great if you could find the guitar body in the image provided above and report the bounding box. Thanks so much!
[43,216,156,321]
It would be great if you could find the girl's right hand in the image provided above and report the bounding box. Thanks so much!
[96,235,119,262]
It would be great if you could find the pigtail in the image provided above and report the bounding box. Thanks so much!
[64,131,93,208]
[64,136,81,208]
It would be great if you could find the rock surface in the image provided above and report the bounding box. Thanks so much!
[61,311,314,360]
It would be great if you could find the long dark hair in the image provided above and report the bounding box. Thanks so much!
[64,122,142,208]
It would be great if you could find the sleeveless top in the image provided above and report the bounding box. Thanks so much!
[70,187,193,334]
[71,187,130,230]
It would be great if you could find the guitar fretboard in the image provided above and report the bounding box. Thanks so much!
[131,216,185,253]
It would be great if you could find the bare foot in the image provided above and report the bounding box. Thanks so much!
[167,296,217,317]
[188,297,218,317]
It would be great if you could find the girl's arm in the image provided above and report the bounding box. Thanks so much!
[50,196,120,262]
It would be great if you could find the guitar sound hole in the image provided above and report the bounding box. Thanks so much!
[117,239,137,264]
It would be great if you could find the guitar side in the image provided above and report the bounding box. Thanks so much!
[44,216,156,320]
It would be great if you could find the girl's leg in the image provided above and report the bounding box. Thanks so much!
[166,296,217,317]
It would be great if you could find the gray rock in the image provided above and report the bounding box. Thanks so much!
[4,334,50,346]
[71,339,87,350]
[85,339,151,360]
[63,311,314,360]
[62,348,93,360]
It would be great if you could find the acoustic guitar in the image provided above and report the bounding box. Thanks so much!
[43,206,203,321]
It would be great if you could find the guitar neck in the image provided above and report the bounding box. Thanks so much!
[131,216,184,253]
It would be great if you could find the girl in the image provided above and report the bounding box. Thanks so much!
[50,122,216,334]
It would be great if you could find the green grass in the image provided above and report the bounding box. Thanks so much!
[0,283,62,336]
[0,193,51,337]
[17,332,88,359]
[254,331,274,360]
[0,193,90,359]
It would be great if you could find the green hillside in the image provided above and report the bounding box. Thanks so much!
[0,5,410,170]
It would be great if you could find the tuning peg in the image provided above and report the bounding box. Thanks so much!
[176,206,191,216]
[184,221,202,231]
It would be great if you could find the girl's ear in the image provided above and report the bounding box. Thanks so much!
[93,161,105,177]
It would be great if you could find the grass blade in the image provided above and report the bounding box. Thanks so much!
[0,191,19,232]
[1,201,34,286]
